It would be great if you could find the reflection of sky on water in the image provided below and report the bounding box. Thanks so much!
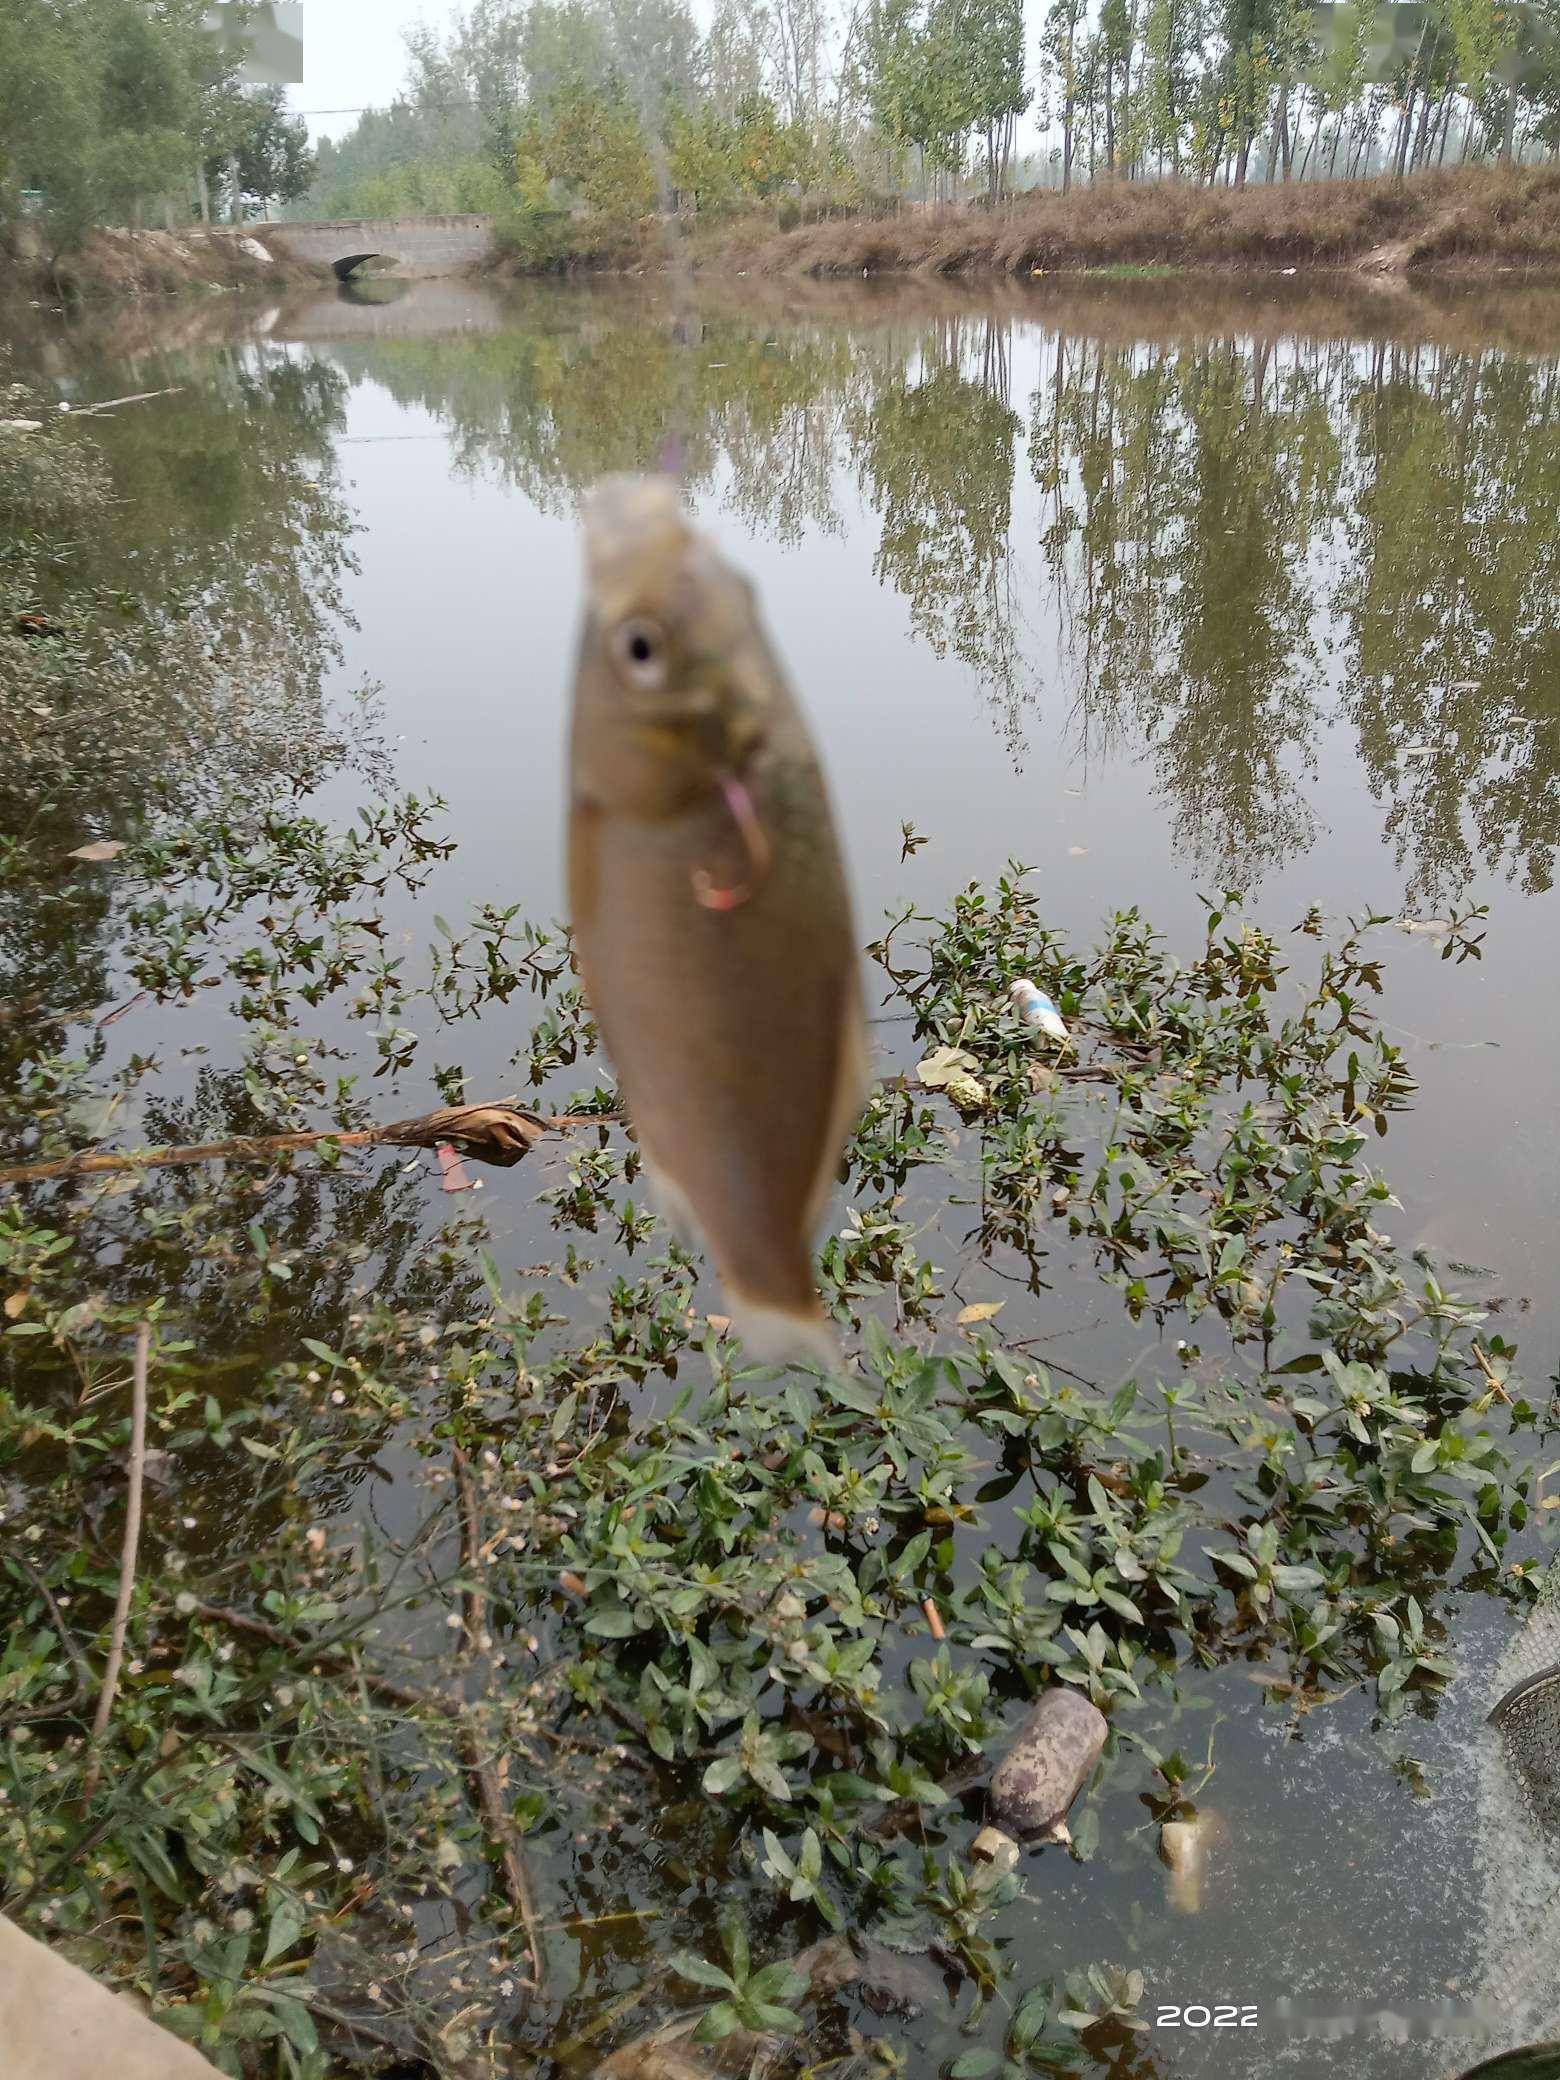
[281,288,1556,1354]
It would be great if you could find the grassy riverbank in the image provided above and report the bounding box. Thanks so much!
[495,165,1560,282]
[1,225,321,305]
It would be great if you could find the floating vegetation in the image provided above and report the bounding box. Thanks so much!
[0,352,1549,2080]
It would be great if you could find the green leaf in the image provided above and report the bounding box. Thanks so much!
[1011,1985,1052,2050]
[670,1952,735,1993]
[721,1913,750,1982]
[262,1901,303,1968]
[693,2001,743,2042]
[748,1961,807,2002]
[949,2054,1003,2078]
[747,2001,805,2033]
[585,1607,638,1637]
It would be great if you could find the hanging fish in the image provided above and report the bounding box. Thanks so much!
[567,475,868,1366]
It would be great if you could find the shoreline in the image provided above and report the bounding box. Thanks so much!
[4,166,1559,307]
[695,164,1560,284]
[512,165,1560,285]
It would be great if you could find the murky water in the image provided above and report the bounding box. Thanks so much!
[7,271,1560,2076]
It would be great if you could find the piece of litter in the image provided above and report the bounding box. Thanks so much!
[1009,978,1069,1043]
[989,1687,1107,1840]
[970,1825,1020,1872]
[1396,917,1453,937]
[1068,844,1088,857]
[66,839,126,863]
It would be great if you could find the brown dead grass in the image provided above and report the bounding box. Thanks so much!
[714,166,1560,280]
[2,224,323,303]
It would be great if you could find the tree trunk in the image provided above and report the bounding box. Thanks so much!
[1410,82,1436,170]
[1234,132,1251,187]
[195,163,211,224]
[1269,85,1290,179]
[1499,81,1517,165]
[1298,102,1321,180]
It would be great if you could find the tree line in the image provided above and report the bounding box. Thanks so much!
[299,0,1560,233]
[312,288,1558,897]
[0,0,315,257]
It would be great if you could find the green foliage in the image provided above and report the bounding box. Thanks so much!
[0,0,253,254]
[222,86,316,213]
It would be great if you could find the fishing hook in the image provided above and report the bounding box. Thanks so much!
[692,769,772,912]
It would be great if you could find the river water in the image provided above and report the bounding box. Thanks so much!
[7,270,1560,2076]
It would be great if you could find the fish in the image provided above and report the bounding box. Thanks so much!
[566,475,868,1367]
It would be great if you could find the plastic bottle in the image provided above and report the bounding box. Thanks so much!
[1009,977,1068,1042]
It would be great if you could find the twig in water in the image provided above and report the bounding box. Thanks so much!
[0,1099,618,1188]
[82,1322,150,1798]
[452,1447,547,1995]
[1471,1341,1512,1404]
[6,1555,92,1722]
[69,387,184,418]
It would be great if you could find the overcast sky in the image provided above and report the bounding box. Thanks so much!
[289,3,464,141]
[287,0,1049,150]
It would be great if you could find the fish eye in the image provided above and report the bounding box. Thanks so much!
[612,617,669,691]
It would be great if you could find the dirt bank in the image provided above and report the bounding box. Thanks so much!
[1,223,325,304]
[706,165,1560,281]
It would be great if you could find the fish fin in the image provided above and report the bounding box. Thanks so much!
[726,1289,842,1374]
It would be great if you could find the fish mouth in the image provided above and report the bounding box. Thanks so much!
[581,473,692,594]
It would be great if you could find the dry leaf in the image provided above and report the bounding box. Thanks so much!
[388,1101,547,1167]
[915,1045,980,1090]
[3,1290,28,1320]
[956,1301,1005,1325]
[67,839,126,863]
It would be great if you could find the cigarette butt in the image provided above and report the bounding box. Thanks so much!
[922,1597,946,1640]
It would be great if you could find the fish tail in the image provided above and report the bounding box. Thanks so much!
[725,1288,842,1373]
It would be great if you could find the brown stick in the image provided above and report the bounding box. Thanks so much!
[452,1447,547,1994]
[1470,1341,1513,1404]
[0,1100,617,1189]
[81,1323,150,1798]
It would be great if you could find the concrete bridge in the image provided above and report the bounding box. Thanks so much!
[264,215,497,280]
